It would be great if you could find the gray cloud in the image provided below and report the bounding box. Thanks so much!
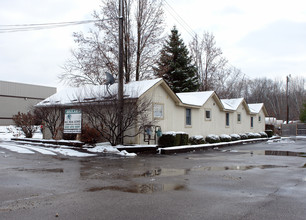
[237,20,306,57]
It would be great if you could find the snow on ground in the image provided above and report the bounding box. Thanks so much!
[0,126,42,140]
[267,137,295,144]
[0,143,35,154]
[85,143,137,157]
[0,126,137,157]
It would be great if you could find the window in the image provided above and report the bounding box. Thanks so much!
[258,115,261,122]
[205,110,211,120]
[186,108,191,126]
[251,116,254,128]
[237,113,241,123]
[225,112,230,126]
[153,104,164,119]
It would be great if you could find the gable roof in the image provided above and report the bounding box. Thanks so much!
[221,98,244,111]
[248,103,268,116]
[176,91,214,107]
[37,78,163,106]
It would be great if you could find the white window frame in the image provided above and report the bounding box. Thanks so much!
[237,113,241,124]
[153,103,164,119]
[186,108,192,126]
[225,112,230,127]
[205,109,211,121]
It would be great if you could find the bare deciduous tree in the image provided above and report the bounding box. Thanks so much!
[60,0,165,86]
[81,97,153,146]
[34,106,64,139]
[189,32,229,91]
[245,76,305,121]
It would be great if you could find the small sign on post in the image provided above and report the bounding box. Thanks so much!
[64,109,82,134]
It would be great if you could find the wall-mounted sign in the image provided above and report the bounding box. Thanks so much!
[64,109,82,133]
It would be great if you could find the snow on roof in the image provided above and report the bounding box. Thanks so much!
[176,91,214,106]
[248,103,263,113]
[221,98,244,111]
[37,78,162,106]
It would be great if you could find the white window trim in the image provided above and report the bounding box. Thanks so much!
[185,108,192,127]
[153,103,164,120]
[251,116,254,128]
[205,109,211,121]
[237,112,241,124]
[225,112,230,127]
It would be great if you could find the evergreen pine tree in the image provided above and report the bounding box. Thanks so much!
[155,26,199,93]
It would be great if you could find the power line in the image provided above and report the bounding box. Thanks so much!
[0,18,116,33]
[163,0,197,40]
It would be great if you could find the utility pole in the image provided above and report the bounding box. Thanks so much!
[118,0,124,144]
[286,74,291,124]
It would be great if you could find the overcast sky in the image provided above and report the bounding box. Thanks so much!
[0,0,305,88]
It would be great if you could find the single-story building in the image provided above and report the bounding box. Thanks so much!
[0,80,56,125]
[36,78,267,144]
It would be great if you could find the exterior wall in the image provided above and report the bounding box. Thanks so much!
[0,81,56,125]
[137,89,267,144]
[233,103,252,134]
[250,109,266,133]
[136,84,184,145]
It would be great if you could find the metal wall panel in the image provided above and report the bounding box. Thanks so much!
[0,81,56,126]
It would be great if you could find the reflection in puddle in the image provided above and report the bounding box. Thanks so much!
[86,183,186,194]
[193,165,288,171]
[221,150,306,157]
[12,168,64,173]
[139,164,287,177]
[265,150,306,157]
[139,168,190,177]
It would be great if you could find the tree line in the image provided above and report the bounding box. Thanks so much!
[60,0,305,121]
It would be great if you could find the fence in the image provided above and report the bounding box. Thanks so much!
[281,123,306,136]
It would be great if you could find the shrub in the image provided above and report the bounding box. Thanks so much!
[174,133,181,146]
[230,134,241,141]
[246,132,261,139]
[220,134,231,142]
[239,133,248,140]
[259,132,268,138]
[180,133,189,145]
[205,134,220,143]
[189,136,205,145]
[81,124,101,144]
[158,134,176,147]
[265,130,273,137]
[246,132,256,139]
[253,133,262,138]
[12,112,40,138]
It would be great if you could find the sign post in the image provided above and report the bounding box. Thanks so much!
[64,109,82,134]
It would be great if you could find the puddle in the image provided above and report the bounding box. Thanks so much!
[138,168,190,177]
[223,150,306,157]
[138,164,287,178]
[86,183,186,194]
[192,165,288,172]
[265,150,306,157]
[12,168,64,173]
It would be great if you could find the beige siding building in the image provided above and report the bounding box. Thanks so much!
[37,78,268,144]
[0,81,56,125]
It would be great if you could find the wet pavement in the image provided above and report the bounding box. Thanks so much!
[0,137,306,219]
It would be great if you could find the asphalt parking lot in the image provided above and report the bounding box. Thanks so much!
[0,137,306,220]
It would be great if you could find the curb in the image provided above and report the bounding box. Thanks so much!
[159,137,278,155]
